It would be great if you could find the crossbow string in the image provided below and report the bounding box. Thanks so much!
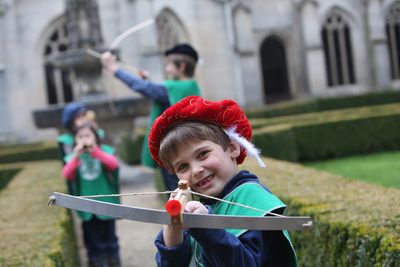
[74,189,285,218]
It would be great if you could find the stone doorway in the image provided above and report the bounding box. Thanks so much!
[260,36,291,103]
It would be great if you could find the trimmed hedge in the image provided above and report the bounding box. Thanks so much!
[0,168,20,191]
[294,114,400,161]
[252,124,298,162]
[252,104,400,162]
[0,142,59,164]
[245,90,400,119]
[250,102,400,129]
[246,98,318,119]
[118,133,144,165]
[242,158,400,267]
[0,161,79,266]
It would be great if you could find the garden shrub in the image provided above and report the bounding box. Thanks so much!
[246,98,318,118]
[0,168,20,191]
[245,90,400,119]
[251,104,400,162]
[294,114,400,161]
[252,124,298,162]
[118,133,144,165]
[249,102,400,129]
[242,158,400,267]
[317,90,400,111]
[0,161,79,266]
[0,142,59,164]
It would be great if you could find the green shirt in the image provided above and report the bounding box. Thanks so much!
[141,79,201,167]
[65,144,120,221]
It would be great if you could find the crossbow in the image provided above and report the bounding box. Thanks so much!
[63,19,313,231]
[48,181,313,231]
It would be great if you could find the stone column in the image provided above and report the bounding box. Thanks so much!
[301,1,327,96]
[232,4,263,106]
[369,0,391,88]
[0,1,10,138]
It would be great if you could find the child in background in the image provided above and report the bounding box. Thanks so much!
[148,96,297,267]
[58,102,88,162]
[58,102,105,195]
[62,123,120,267]
[58,102,104,164]
[101,43,201,191]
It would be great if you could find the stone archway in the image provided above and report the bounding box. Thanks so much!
[156,8,190,55]
[260,36,291,103]
[155,8,191,78]
[42,16,74,105]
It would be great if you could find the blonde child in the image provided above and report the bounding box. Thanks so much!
[148,96,297,267]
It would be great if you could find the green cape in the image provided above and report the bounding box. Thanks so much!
[193,183,298,267]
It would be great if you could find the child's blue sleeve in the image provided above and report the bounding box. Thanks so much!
[114,68,169,104]
[154,229,192,267]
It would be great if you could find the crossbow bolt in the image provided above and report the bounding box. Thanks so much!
[165,180,190,226]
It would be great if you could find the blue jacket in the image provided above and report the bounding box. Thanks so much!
[115,69,169,104]
[154,170,297,267]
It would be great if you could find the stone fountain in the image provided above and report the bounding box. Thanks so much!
[33,0,150,142]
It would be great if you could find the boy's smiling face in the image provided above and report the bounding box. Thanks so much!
[170,139,240,196]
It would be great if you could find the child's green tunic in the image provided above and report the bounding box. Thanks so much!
[65,144,120,221]
[141,79,201,167]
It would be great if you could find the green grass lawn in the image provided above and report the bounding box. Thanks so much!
[304,151,400,189]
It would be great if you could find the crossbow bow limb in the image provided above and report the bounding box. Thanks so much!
[71,19,314,231]
[48,181,313,231]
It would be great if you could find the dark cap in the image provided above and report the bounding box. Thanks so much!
[164,43,198,63]
[62,102,87,129]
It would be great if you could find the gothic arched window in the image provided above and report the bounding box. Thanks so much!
[386,2,400,80]
[156,8,189,55]
[43,18,74,105]
[321,11,356,86]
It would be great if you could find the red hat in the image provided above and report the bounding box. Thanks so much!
[148,96,252,168]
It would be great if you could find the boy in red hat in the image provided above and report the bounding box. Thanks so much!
[148,96,297,267]
[101,43,201,191]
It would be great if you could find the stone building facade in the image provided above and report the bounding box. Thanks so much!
[0,0,398,142]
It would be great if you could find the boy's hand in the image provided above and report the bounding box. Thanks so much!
[84,142,97,154]
[72,141,86,156]
[184,201,208,214]
[101,52,119,74]
[73,140,98,155]
[138,69,151,80]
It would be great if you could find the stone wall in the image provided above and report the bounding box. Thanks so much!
[0,0,398,143]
